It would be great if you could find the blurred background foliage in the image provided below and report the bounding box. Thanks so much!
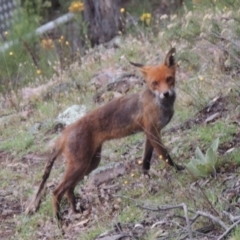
[1,0,240,95]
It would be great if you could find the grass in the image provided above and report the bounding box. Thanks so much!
[193,121,237,146]
[81,225,108,240]
[233,227,240,239]
[229,150,240,166]
[0,131,34,153]
[117,205,143,224]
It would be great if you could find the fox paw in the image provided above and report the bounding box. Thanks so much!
[176,164,185,171]
[142,169,151,178]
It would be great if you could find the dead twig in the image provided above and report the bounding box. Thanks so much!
[217,218,240,240]
[137,202,240,239]
[166,221,216,240]
[20,38,39,68]
[169,220,190,240]
[113,194,144,204]
[223,211,240,223]
[137,203,193,239]
[182,203,193,239]
[194,181,220,216]
[194,211,228,230]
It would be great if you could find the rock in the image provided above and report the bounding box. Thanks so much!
[204,112,220,124]
[0,114,15,125]
[104,36,123,49]
[28,105,87,135]
[21,80,56,102]
[91,69,143,103]
[0,110,32,125]
[28,120,55,135]
[28,122,42,135]
[55,105,87,126]
[91,68,142,91]
[86,161,127,188]
[90,68,126,89]
[43,82,77,100]
[106,79,130,93]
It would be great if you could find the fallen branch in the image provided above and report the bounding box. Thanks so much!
[115,196,240,239]
[182,203,193,239]
[217,218,240,240]
[223,211,240,223]
[162,221,216,240]
[138,203,193,239]
[194,181,219,216]
[137,202,240,239]
[193,211,228,230]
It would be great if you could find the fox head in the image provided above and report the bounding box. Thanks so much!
[130,48,176,99]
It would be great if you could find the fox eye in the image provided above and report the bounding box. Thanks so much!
[166,76,174,83]
[152,81,158,86]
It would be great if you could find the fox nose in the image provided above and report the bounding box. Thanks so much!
[163,91,170,98]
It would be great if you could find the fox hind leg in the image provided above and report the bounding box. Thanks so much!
[52,158,90,220]
[65,145,102,214]
[86,145,102,175]
[66,187,79,213]
[68,145,102,213]
[53,145,103,219]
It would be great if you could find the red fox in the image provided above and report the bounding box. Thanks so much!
[25,48,184,220]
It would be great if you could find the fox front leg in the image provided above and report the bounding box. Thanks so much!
[155,141,184,171]
[142,138,153,175]
[144,128,184,171]
[163,152,185,171]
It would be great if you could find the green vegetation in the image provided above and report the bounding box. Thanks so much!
[117,205,143,223]
[0,0,85,95]
[0,131,34,153]
[1,0,240,239]
[233,227,240,240]
[186,138,219,178]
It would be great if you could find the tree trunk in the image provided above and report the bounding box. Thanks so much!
[83,0,123,46]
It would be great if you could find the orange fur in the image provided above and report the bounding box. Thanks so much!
[25,48,184,220]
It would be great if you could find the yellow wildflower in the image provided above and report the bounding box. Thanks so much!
[41,38,54,49]
[69,1,84,13]
[58,36,64,43]
[4,31,8,36]
[65,41,69,46]
[9,52,13,56]
[36,69,42,75]
[120,8,125,13]
[140,13,151,25]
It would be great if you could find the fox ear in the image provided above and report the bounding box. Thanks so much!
[129,61,148,76]
[164,48,176,67]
